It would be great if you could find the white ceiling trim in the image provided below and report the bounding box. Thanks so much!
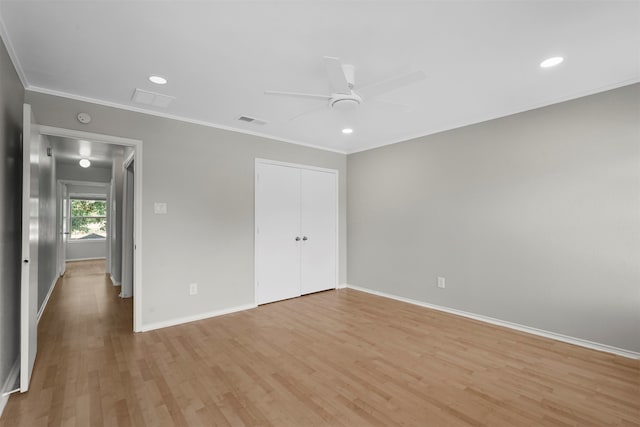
[26,86,348,155]
[39,125,142,147]
[0,14,28,88]
[24,76,640,157]
[59,180,110,188]
[346,76,640,154]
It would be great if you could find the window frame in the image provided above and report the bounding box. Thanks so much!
[69,198,108,241]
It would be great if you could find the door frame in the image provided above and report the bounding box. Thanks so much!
[38,125,144,332]
[56,181,68,276]
[254,158,339,305]
[58,180,110,267]
[120,153,135,298]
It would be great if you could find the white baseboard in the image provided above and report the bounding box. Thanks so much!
[346,284,640,360]
[140,303,258,332]
[37,276,60,324]
[66,257,106,262]
[336,283,348,289]
[110,275,121,287]
[0,357,20,419]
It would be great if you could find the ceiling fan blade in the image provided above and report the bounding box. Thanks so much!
[323,56,351,94]
[265,90,331,100]
[288,105,327,121]
[371,99,413,113]
[358,70,426,99]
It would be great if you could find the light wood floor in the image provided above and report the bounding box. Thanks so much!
[2,260,638,426]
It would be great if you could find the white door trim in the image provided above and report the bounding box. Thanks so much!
[255,157,339,175]
[38,126,144,332]
[56,181,65,277]
[57,179,110,270]
[123,150,135,169]
[254,158,339,306]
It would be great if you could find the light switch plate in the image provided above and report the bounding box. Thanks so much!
[154,202,167,214]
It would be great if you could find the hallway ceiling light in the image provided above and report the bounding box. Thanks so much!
[149,75,167,85]
[342,128,353,134]
[540,56,564,68]
[79,158,91,168]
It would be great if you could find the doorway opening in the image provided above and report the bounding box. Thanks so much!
[20,107,143,394]
[56,181,110,276]
[41,125,143,331]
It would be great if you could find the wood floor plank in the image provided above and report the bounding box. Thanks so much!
[1,259,638,426]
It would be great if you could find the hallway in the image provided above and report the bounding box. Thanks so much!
[1,260,134,425]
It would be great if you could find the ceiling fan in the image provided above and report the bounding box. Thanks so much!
[265,56,425,120]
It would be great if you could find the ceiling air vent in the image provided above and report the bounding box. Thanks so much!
[132,88,175,108]
[237,115,268,125]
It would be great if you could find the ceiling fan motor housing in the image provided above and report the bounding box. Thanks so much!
[330,93,362,110]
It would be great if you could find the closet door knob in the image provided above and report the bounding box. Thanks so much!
[302,236,308,241]
[295,236,301,241]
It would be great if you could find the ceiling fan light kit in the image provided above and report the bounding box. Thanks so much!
[330,93,361,110]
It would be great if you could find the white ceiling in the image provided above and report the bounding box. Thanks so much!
[49,135,123,168]
[1,1,639,154]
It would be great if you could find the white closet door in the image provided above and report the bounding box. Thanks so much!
[255,163,302,304]
[300,169,337,295]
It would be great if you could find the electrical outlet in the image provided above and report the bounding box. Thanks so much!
[437,277,446,289]
[189,283,198,295]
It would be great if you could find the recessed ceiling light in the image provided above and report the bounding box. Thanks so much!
[79,158,91,168]
[342,128,353,134]
[540,56,564,68]
[149,75,167,85]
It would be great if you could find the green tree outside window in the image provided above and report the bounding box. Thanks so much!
[70,199,107,239]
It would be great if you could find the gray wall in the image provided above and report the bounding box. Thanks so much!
[25,91,348,327]
[348,83,640,353]
[67,183,108,197]
[37,136,58,311]
[0,36,24,394]
[67,240,106,261]
[57,163,111,183]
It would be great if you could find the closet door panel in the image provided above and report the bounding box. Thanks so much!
[255,163,301,304]
[300,169,337,294]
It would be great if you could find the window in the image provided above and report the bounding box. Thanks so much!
[70,199,107,240]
